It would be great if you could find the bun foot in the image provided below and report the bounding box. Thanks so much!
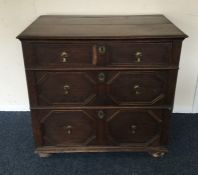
[38,153,51,158]
[149,151,165,158]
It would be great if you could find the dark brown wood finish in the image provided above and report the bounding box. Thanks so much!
[17,15,187,40]
[18,15,187,157]
[26,70,177,107]
[31,108,169,147]
[22,40,180,69]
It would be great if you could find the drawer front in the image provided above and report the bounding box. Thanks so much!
[23,43,93,67]
[108,42,172,66]
[106,109,167,146]
[36,110,97,146]
[29,70,173,107]
[23,41,173,68]
[31,109,169,147]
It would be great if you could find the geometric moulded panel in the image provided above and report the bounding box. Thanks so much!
[106,109,162,146]
[36,72,96,106]
[41,110,96,146]
[107,71,167,105]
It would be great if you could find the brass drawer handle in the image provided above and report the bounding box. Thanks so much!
[63,84,70,95]
[98,72,106,82]
[135,51,142,63]
[63,125,72,135]
[61,51,69,63]
[98,45,106,54]
[98,110,105,119]
[133,84,141,95]
[131,125,137,134]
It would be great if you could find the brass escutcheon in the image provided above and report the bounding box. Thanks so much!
[98,45,106,54]
[98,72,106,82]
[98,110,105,119]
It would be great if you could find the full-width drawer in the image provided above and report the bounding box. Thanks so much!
[31,108,169,147]
[23,41,173,68]
[27,70,176,107]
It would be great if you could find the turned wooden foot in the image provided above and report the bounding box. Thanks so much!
[149,151,166,158]
[38,153,51,158]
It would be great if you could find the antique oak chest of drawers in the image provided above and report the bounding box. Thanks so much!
[17,15,187,157]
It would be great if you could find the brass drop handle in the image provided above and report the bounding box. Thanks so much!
[98,110,105,119]
[63,125,72,135]
[133,84,141,95]
[60,51,69,63]
[63,84,70,95]
[131,125,137,134]
[98,45,106,55]
[135,51,142,63]
[98,72,106,82]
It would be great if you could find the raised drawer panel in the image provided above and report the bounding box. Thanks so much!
[35,72,97,106]
[106,109,165,146]
[107,71,168,105]
[108,42,172,66]
[38,110,97,146]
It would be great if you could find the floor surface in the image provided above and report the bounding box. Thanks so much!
[0,112,198,175]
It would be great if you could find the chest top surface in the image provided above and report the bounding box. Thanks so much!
[17,15,187,40]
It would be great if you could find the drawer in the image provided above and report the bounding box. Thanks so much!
[108,42,172,66]
[30,70,173,106]
[23,41,172,68]
[23,43,94,67]
[105,109,168,146]
[35,110,97,146]
[31,108,169,147]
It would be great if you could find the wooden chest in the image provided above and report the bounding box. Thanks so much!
[17,15,187,157]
